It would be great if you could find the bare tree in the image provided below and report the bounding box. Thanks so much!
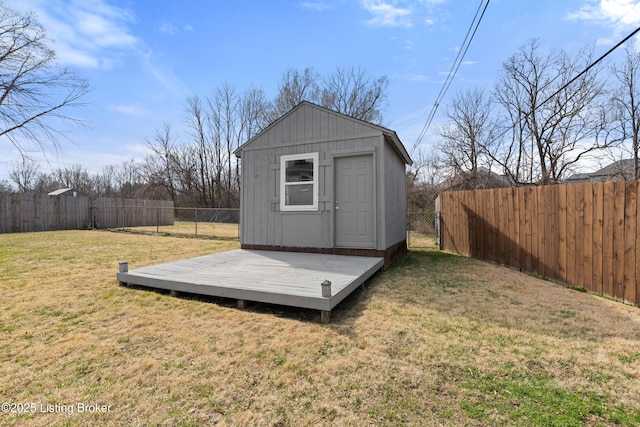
[8,155,39,191]
[185,95,215,206]
[144,123,179,203]
[435,87,496,183]
[52,163,93,194]
[0,3,89,153]
[273,67,319,118]
[610,46,640,180]
[492,40,608,184]
[0,179,12,192]
[320,66,388,125]
[406,148,442,211]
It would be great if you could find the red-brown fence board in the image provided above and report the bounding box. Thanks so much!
[582,183,593,290]
[439,180,639,306]
[624,181,637,304]
[558,184,568,284]
[592,182,604,295]
[613,181,626,301]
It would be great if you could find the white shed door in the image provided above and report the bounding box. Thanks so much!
[335,155,374,248]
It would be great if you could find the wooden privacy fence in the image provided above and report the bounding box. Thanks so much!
[0,193,174,233]
[91,198,174,229]
[439,181,640,306]
[0,192,90,233]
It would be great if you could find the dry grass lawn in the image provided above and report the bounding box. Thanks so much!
[122,221,239,240]
[0,230,639,426]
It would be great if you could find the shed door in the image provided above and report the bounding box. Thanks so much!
[335,155,374,248]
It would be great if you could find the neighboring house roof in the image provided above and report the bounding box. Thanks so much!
[234,101,413,165]
[48,188,84,196]
[565,159,639,183]
[438,167,511,192]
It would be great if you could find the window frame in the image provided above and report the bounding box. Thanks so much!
[280,152,319,212]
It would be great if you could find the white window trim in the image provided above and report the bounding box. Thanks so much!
[280,152,319,211]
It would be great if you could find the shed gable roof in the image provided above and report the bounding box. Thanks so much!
[234,101,412,165]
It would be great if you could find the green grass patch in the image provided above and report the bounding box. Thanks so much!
[461,365,638,426]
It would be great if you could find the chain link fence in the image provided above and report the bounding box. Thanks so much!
[98,206,239,239]
[97,205,441,247]
[407,211,440,249]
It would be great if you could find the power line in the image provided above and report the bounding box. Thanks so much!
[486,24,640,175]
[412,0,491,154]
[535,25,640,111]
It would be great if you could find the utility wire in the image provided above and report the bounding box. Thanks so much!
[535,25,640,111]
[412,0,491,154]
[485,24,640,175]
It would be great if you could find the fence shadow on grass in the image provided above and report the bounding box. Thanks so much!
[440,184,640,307]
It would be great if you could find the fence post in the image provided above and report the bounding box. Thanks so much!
[194,208,198,236]
[156,207,160,233]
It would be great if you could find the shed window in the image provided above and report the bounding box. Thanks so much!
[280,153,319,211]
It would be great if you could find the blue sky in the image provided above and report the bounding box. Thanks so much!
[3,0,640,181]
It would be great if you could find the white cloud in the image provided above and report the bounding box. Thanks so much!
[9,0,138,68]
[158,22,194,35]
[111,104,150,117]
[567,0,640,35]
[361,1,413,28]
[159,22,179,35]
[141,50,189,98]
[299,2,331,11]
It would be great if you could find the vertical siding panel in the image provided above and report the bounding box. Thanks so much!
[244,154,252,243]
[304,105,313,140]
[320,110,329,138]
[312,106,321,139]
[259,153,268,245]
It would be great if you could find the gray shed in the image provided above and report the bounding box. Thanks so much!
[234,101,413,266]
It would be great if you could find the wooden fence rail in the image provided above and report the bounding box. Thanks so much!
[439,181,639,306]
[0,193,174,233]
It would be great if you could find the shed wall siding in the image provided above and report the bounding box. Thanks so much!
[240,135,382,249]
[383,140,408,247]
[244,103,373,152]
